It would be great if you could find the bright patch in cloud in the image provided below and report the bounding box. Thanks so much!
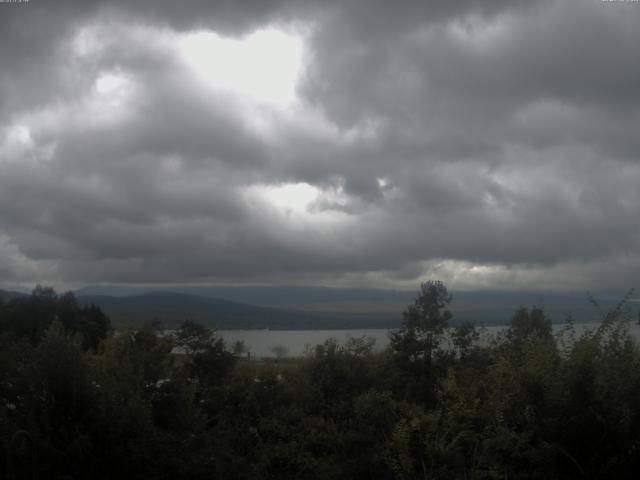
[4,124,33,149]
[178,27,305,106]
[95,72,128,95]
[86,72,136,126]
[1,125,35,162]
[248,182,319,214]
[448,13,513,48]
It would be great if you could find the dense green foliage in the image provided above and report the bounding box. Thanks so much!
[1,282,640,479]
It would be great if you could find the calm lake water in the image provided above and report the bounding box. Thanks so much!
[219,322,640,358]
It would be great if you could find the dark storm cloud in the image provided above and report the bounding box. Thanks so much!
[1,0,639,291]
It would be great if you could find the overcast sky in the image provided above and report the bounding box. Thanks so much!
[1,0,639,292]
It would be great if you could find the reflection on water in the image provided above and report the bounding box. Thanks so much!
[219,322,640,358]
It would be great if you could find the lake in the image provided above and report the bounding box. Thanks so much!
[219,321,640,358]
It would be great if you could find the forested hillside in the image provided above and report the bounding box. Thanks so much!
[1,282,640,479]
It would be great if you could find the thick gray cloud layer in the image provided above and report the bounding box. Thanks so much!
[1,0,639,291]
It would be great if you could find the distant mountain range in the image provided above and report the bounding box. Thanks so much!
[74,286,633,328]
[0,289,27,302]
[75,291,398,329]
[73,285,417,304]
[3,286,634,330]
